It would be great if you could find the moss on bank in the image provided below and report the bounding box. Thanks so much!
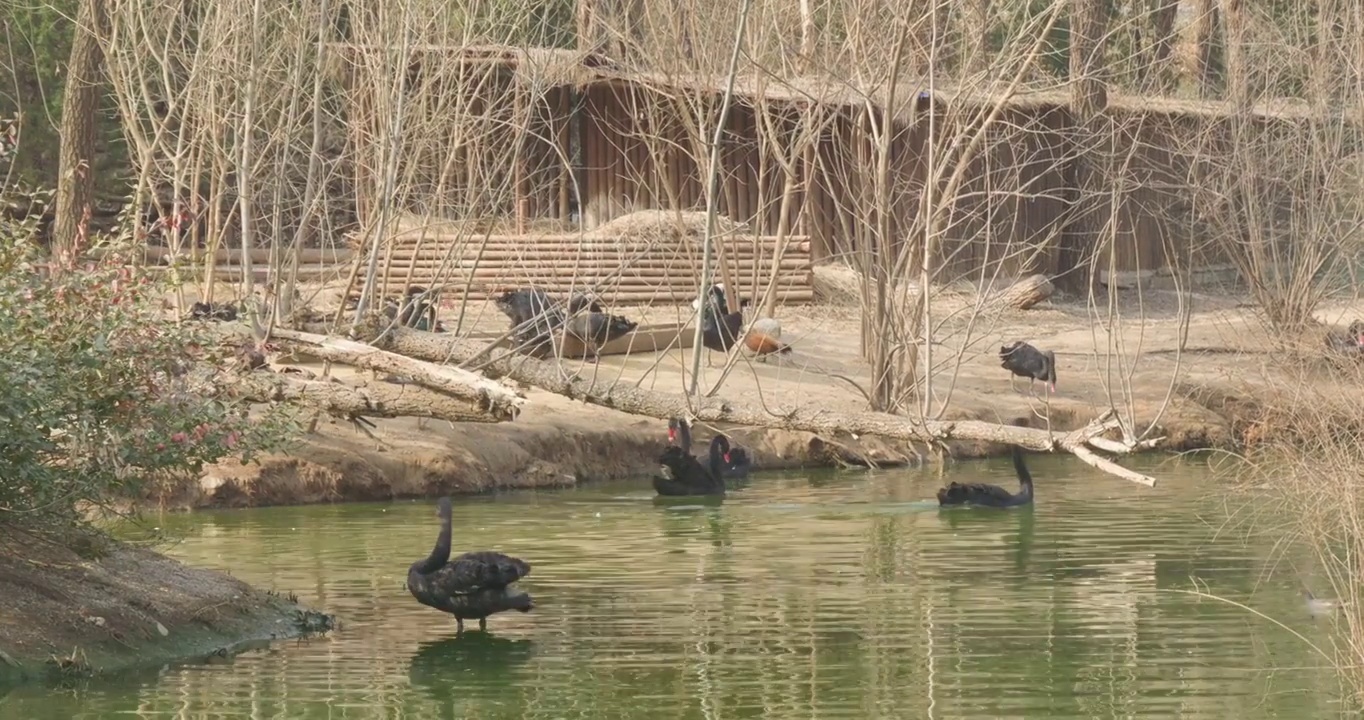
[0,523,334,685]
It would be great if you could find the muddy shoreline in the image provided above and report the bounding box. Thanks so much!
[149,382,1244,511]
[0,525,333,685]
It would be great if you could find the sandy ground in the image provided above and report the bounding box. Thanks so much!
[150,267,1364,509]
[0,523,333,682]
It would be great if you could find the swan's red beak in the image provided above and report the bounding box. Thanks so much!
[723,452,731,463]
[1049,382,1056,393]
[668,428,676,442]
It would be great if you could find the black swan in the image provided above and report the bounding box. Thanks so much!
[407,497,534,632]
[701,301,745,361]
[936,445,1034,508]
[668,418,752,481]
[654,436,726,496]
[388,285,442,332]
[1000,341,1056,395]
[667,417,693,453]
[713,435,752,480]
[565,312,638,360]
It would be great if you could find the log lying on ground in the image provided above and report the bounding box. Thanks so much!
[266,328,525,420]
[994,274,1055,310]
[302,323,1157,487]
[232,372,501,423]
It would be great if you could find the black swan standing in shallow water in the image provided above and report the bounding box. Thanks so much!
[1000,341,1056,395]
[936,445,1034,508]
[654,435,727,496]
[407,497,534,632]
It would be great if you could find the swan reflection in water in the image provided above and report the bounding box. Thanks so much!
[407,634,537,704]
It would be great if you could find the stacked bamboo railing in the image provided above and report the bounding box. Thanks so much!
[364,213,816,305]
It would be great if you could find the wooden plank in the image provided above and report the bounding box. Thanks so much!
[466,321,696,357]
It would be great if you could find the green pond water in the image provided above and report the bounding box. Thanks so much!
[2,454,1352,718]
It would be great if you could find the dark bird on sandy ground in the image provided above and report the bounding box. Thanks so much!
[495,288,567,356]
[494,287,561,328]
[1324,320,1364,357]
[407,497,534,633]
[188,301,238,322]
[389,285,443,332]
[936,445,1034,509]
[564,312,638,360]
[654,436,727,497]
[1000,341,1056,395]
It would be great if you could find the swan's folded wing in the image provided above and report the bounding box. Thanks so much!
[434,551,531,592]
[937,481,1015,505]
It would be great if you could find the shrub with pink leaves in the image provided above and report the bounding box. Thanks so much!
[0,216,296,520]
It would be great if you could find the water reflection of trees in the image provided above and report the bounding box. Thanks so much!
[40,478,1333,718]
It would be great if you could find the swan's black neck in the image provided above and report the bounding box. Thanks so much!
[708,436,727,486]
[678,420,692,454]
[414,510,452,574]
[1011,446,1033,499]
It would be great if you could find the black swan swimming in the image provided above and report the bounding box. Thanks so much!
[667,417,693,453]
[667,418,752,480]
[1000,341,1056,395]
[407,497,534,632]
[654,436,727,496]
[713,435,752,480]
[936,445,1034,508]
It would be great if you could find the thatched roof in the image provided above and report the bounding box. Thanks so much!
[590,67,1362,126]
[324,43,610,88]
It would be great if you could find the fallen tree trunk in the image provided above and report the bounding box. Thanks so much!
[233,371,501,423]
[302,323,1158,486]
[995,273,1055,310]
[266,328,525,420]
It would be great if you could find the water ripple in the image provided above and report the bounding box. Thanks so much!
[3,454,1344,718]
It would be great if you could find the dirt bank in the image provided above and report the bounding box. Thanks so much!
[147,271,1360,510]
[0,523,333,684]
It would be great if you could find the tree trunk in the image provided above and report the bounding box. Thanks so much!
[1057,0,1112,295]
[1146,0,1180,94]
[306,323,1159,486]
[267,328,525,419]
[1220,0,1248,112]
[233,373,502,423]
[1193,0,1223,98]
[52,0,109,264]
[996,273,1055,310]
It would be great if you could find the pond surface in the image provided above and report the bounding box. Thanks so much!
[2,453,1349,718]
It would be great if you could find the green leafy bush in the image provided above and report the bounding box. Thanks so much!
[0,214,295,521]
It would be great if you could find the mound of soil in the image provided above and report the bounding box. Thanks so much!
[0,523,332,684]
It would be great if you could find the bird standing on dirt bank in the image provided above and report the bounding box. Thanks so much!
[407,497,534,633]
[744,316,792,358]
[1324,320,1364,357]
[1000,341,1056,395]
[565,312,638,361]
